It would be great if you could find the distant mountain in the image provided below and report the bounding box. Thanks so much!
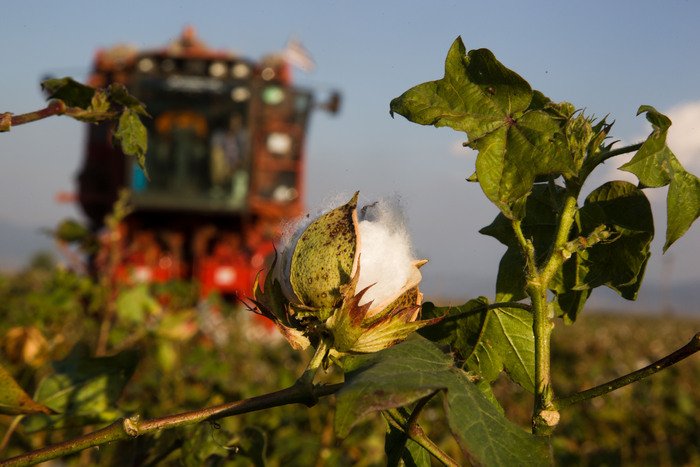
[0,219,54,270]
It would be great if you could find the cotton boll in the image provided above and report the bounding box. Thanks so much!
[356,198,417,308]
[276,193,358,304]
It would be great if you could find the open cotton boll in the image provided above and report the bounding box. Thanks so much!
[356,199,417,308]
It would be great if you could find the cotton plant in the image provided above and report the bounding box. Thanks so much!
[253,192,439,378]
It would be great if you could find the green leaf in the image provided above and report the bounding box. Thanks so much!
[289,192,359,309]
[108,83,149,116]
[494,248,527,302]
[385,424,431,467]
[390,37,574,218]
[481,184,567,301]
[390,38,531,139]
[336,337,551,466]
[0,363,54,415]
[472,110,573,218]
[114,108,149,174]
[116,284,160,324]
[41,77,96,109]
[465,306,535,393]
[577,181,654,299]
[53,218,91,243]
[66,90,114,123]
[24,344,138,431]
[619,106,700,250]
[666,162,700,250]
[424,298,535,392]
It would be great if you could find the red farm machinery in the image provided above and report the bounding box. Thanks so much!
[77,27,339,300]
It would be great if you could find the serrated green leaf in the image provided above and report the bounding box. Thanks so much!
[114,109,148,174]
[619,106,700,250]
[0,363,54,415]
[289,192,359,309]
[41,77,96,109]
[390,37,575,218]
[336,337,551,466]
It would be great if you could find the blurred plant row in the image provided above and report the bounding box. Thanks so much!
[0,253,388,465]
[1,254,698,465]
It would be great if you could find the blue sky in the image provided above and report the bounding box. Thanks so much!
[2,1,699,312]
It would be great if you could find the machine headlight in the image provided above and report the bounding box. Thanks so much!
[267,132,292,155]
[261,86,285,105]
[231,62,251,79]
[272,186,298,202]
[231,86,251,102]
[137,57,155,73]
[209,61,227,78]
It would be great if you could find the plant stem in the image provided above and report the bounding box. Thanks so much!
[555,332,700,409]
[579,142,644,182]
[0,383,342,467]
[0,416,24,456]
[384,408,459,467]
[298,339,330,386]
[3,101,67,129]
[514,192,580,436]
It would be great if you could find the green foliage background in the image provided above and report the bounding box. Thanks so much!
[1,257,698,465]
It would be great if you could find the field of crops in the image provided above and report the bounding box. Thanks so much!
[1,257,698,465]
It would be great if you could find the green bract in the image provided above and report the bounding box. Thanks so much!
[253,193,439,356]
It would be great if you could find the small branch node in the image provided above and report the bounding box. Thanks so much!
[123,414,141,437]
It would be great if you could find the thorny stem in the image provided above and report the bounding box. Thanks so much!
[384,406,459,467]
[0,383,342,467]
[555,332,700,409]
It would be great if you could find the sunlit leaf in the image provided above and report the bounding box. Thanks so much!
[619,106,700,250]
[24,344,138,431]
[114,108,148,174]
[0,363,54,415]
[116,284,161,324]
[336,337,551,466]
[421,299,535,392]
[390,37,575,218]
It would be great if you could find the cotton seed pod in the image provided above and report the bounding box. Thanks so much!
[253,192,440,355]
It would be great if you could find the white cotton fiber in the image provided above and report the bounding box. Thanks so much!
[275,193,418,310]
[355,197,416,308]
